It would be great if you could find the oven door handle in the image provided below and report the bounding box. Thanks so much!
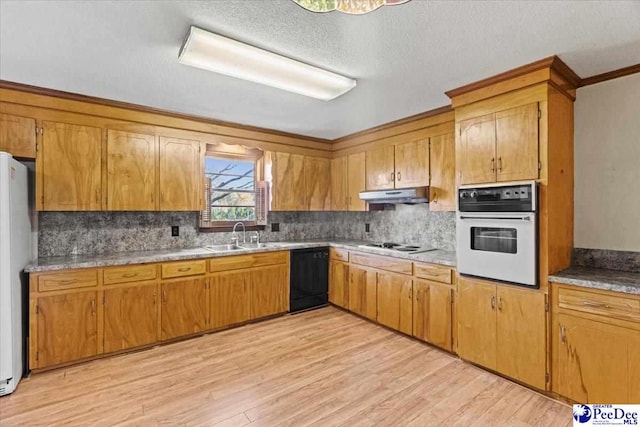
[459,215,532,221]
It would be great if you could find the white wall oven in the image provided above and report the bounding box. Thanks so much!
[456,181,538,287]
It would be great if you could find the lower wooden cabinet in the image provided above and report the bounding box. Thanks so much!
[457,276,547,390]
[412,280,453,351]
[36,291,98,367]
[210,270,250,329]
[376,272,412,335]
[104,283,158,353]
[160,278,209,340]
[348,265,377,320]
[248,265,289,319]
[329,260,349,309]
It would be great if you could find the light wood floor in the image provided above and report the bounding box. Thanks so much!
[0,307,571,426]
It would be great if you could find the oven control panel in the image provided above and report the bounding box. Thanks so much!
[458,182,536,212]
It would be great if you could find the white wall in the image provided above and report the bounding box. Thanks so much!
[574,73,640,251]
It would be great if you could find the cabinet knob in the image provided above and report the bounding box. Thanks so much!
[490,295,496,310]
[397,171,401,182]
[498,157,503,173]
[560,324,567,343]
[490,158,495,173]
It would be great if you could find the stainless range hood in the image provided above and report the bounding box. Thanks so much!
[359,187,429,204]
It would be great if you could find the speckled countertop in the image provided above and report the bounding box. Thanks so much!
[25,240,457,273]
[549,267,640,295]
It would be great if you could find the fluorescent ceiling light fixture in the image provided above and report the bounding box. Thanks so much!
[179,27,356,101]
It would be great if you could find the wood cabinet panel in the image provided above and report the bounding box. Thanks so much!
[558,287,640,323]
[429,132,456,211]
[329,260,349,309]
[348,265,377,320]
[458,114,496,185]
[413,280,452,351]
[350,252,412,275]
[159,136,201,211]
[210,271,250,328]
[209,251,288,273]
[496,286,546,390]
[41,121,102,211]
[495,103,539,182]
[413,263,452,284]
[104,284,158,353]
[330,156,348,211]
[160,278,208,340]
[161,260,207,279]
[103,264,157,285]
[329,248,349,262]
[457,277,497,370]
[366,145,395,190]
[376,272,412,335]
[37,292,98,368]
[107,129,157,211]
[0,113,36,158]
[347,152,366,211]
[248,265,289,319]
[38,270,98,292]
[629,340,640,403]
[304,156,331,211]
[394,138,429,188]
[271,152,306,211]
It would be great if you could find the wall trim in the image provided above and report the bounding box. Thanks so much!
[579,63,640,87]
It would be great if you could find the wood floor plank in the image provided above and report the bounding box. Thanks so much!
[0,307,572,427]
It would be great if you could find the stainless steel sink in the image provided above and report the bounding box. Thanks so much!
[239,242,279,249]
[203,244,245,252]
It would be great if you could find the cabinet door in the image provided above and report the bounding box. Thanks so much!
[104,283,158,353]
[37,292,98,367]
[0,113,36,158]
[107,129,157,211]
[348,265,377,320]
[210,271,250,329]
[41,121,102,211]
[496,103,539,182]
[365,145,395,190]
[413,280,452,351]
[271,152,306,211]
[304,156,331,211]
[347,152,366,211]
[249,264,288,319]
[329,260,349,309]
[394,138,429,188]
[160,278,208,340]
[629,340,640,403]
[377,272,412,335]
[457,277,497,370]
[330,156,348,211]
[458,114,496,185]
[554,314,631,404]
[496,286,546,390]
[429,132,456,212]
[159,136,201,211]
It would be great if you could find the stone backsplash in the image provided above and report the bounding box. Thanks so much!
[572,248,640,273]
[37,204,456,257]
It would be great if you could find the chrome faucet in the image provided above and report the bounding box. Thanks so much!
[232,222,246,245]
[250,231,260,244]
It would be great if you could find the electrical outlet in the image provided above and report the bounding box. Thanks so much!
[365,223,370,232]
[271,223,280,232]
[171,226,179,237]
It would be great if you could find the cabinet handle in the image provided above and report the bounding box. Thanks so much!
[408,288,412,299]
[582,300,610,309]
[498,157,503,173]
[123,272,138,278]
[497,296,503,311]
[178,267,191,272]
[349,196,352,206]
[95,189,100,203]
[162,290,167,305]
[153,292,157,306]
[560,324,567,343]
[57,279,78,285]
[397,171,401,182]
[390,172,395,182]
[432,189,438,203]
[91,299,96,316]
[490,295,496,310]
[490,158,495,173]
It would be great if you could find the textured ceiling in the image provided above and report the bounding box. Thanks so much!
[1,0,639,139]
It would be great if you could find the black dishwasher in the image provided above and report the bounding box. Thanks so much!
[290,247,329,313]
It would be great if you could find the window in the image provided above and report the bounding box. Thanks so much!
[200,156,257,228]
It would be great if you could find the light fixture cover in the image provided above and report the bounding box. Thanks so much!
[294,0,410,14]
[178,27,356,101]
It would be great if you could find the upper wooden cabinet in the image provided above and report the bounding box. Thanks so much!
[330,156,348,211]
[394,138,429,188]
[271,152,306,211]
[39,121,103,211]
[0,113,36,159]
[429,132,456,211]
[107,130,157,211]
[365,144,395,190]
[330,152,366,212]
[158,136,202,211]
[458,103,539,185]
[304,156,331,211]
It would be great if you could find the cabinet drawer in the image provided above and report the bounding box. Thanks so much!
[350,252,412,275]
[209,251,288,273]
[330,248,349,262]
[414,263,453,284]
[38,270,98,292]
[103,264,157,285]
[558,287,640,323]
[161,260,207,279]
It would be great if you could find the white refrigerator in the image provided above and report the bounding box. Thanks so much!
[0,152,31,396]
